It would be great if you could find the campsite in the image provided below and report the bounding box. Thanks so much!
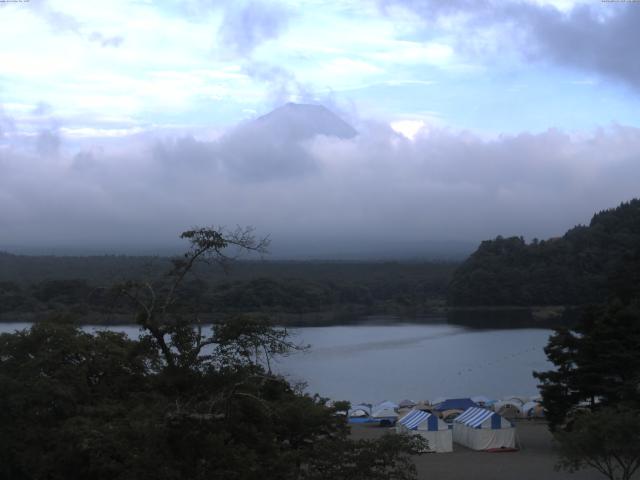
[352,421,605,480]
[347,397,613,479]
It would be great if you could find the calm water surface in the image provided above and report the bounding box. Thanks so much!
[0,322,553,403]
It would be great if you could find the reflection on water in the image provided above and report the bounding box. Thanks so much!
[0,322,553,404]
[305,328,467,355]
[278,324,553,403]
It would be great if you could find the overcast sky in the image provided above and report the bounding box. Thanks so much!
[1,0,640,258]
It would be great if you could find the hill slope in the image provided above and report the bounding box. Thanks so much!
[448,199,640,306]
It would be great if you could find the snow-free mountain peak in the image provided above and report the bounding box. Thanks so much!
[252,102,357,140]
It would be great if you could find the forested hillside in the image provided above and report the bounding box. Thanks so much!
[0,256,455,324]
[448,199,640,306]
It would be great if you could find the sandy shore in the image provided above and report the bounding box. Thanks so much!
[351,420,630,480]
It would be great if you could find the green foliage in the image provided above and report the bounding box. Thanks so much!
[0,259,455,324]
[531,201,640,479]
[534,300,640,430]
[0,322,156,480]
[0,227,421,480]
[555,406,640,480]
[213,314,303,371]
[305,433,426,480]
[0,316,420,479]
[449,199,640,306]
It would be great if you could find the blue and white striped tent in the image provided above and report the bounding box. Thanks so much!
[455,407,509,429]
[398,410,438,430]
[453,407,515,450]
[396,410,453,452]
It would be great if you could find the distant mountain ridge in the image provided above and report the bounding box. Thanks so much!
[448,199,640,306]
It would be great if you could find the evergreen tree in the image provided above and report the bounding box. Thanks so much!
[534,300,640,431]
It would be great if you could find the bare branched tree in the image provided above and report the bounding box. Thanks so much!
[117,225,270,369]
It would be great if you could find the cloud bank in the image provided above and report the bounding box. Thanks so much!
[385,0,640,91]
[1,104,640,258]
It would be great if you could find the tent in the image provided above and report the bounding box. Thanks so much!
[503,396,526,406]
[348,404,373,424]
[412,401,435,413]
[440,409,464,423]
[399,399,417,409]
[494,401,523,419]
[370,401,399,425]
[374,400,398,411]
[396,410,453,453]
[471,395,493,407]
[371,407,398,426]
[521,401,545,418]
[453,407,516,451]
[433,398,478,412]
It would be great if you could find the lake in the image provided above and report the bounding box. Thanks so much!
[0,322,553,404]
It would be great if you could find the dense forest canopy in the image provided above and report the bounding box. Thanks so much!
[0,255,455,325]
[448,199,640,306]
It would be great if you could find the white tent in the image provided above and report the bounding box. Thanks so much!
[348,404,373,424]
[371,401,398,425]
[494,400,523,419]
[453,407,516,451]
[374,400,398,411]
[371,407,398,426]
[521,401,545,418]
[348,404,371,417]
[398,399,417,409]
[396,409,453,453]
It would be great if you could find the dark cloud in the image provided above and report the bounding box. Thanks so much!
[71,151,97,172]
[519,3,640,90]
[1,106,640,257]
[36,129,61,157]
[383,0,640,91]
[217,1,291,56]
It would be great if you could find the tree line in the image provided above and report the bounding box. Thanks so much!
[528,201,640,480]
[0,259,455,324]
[448,199,640,306]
